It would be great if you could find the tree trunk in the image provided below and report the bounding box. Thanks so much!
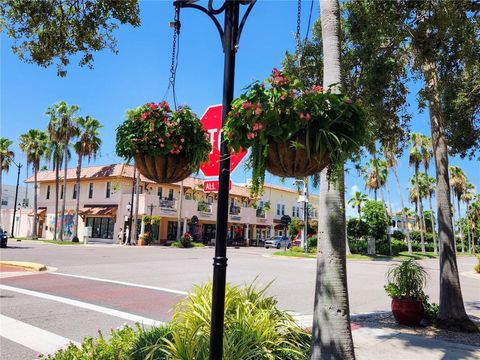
[428,194,438,255]
[457,197,464,253]
[392,165,412,254]
[73,155,82,240]
[414,169,426,252]
[424,62,477,332]
[132,169,141,244]
[59,144,68,241]
[32,165,38,239]
[54,157,60,240]
[311,0,355,358]
[176,181,184,241]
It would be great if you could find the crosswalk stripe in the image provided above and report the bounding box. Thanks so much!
[0,284,164,327]
[0,314,79,356]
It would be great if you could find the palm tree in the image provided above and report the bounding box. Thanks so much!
[424,174,438,254]
[420,135,437,252]
[363,157,387,201]
[46,101,79,241]
[72,116,102,241]
[461,182,475,253]
[312,0,355,358]
[348,191,368,220]
[44,139,65,240]
[409,175,428,253]
[0,137,15,225]
[384,146,412,254]
[409,133,426,253]
[19,130,48,239]
[449,165,467,253]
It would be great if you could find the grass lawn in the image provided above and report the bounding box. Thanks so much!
[273,250,441,261]
[42,240,82,245]
[273,250,316,258]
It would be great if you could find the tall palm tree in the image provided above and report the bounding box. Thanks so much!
[0,137,15,225]
[348,191,368,220]
[72,116,102,241]
[449,165,467,253]
[409,133,426,252]
[312,0,355,358]
[19,130,48,239]
[384,146,412,254]
[363,157,387,201]
[409,175,428,253]
[46,101,79,241]
[420,135,437,252]
[424,174,438,254]
[461,182,474,253]
[44,139,65,240]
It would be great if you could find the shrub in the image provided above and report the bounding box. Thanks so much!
[180,232,192,248]
[422,295,439,325]
[410,230,433,244]
[129,325,172,360]
[347,218,368,239]
[475,255,480,274]
[161,281,311,359]
[363,200,389,241]
[392,230,405,241]
[349,239,367,254]
[391,239,408,255]
[384,258,428,300]
[307,236,317,250]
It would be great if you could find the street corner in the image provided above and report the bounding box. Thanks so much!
[0,261,48,272]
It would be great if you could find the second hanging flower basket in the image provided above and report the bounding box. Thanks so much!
[116,102,211,183]
[224,68,366,195]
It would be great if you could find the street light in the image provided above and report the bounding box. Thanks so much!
[293,179,308,252]
[172,1,256,358]
[10,159,22,238]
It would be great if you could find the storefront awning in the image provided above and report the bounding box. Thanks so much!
[79,206,117,217]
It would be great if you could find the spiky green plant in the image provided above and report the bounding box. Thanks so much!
[385,258,428,300]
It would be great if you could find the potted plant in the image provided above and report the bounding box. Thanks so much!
[138,232,150,246]
[224,69,366,195]
[116,102,211,183]
[180,232,193,248]
[384,258,428,326]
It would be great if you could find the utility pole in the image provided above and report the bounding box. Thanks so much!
[11,161,22,237]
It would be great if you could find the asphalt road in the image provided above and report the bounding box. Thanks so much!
[1,240,479,359]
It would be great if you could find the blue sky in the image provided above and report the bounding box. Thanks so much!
[1,1,478,218]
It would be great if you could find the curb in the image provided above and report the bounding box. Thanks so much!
[0,261,47,272]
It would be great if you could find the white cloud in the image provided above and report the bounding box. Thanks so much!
[349,184,360,198]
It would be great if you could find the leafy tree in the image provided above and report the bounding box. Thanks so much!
[73,116,102,241]
[344,0,479,332]
[0,0,140,76]
[0,137,14,224]
[46,101,79,241]
[449,165,467,253]
[311,0,355,357]
[288,218,303,239]
[19,129,48,239]
[363,200,389,242]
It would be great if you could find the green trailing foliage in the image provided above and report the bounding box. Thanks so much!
[224,68,366,196]
[384,259,428,301]
[116,102,211,173]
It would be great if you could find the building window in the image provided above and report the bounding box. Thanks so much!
[88,183,94,199]
[1,199,7,206]
[106,182,111,198]
[73,184,78,199]
[46,185,51,200]
[157,187,162,198]
[185,193,192,200]
[276,203,285,216]
[168,189,174,199]
[60,184,64,199]
[86,217,115,239]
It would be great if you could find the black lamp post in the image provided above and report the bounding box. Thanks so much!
[10,160,22,237]
[172,1,256,358]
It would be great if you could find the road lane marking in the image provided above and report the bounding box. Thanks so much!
[53,272,188,295]
[0,284,164,327]
[0,314,79,355]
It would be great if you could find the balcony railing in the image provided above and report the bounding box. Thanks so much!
[229,205,241,215]
[198,201,213,213]
[159,197,176,209]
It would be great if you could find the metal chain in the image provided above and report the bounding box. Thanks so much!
[296,0,302,64]
[164,6,180,109]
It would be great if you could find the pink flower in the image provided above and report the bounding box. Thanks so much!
[344,98,353,105]
[180,138,185,143]
[141,112,148,120]
[252,122,263,131]
[247,132,256,140]
[166,133,171,138]
[242,101,253,110]
[254,103,262,116]
[148,103,158,110]
[305,113,311,121]
[311,85,324,93]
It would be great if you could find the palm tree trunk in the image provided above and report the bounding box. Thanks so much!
[414,170,426,253]
[32,165,38,239]
[0,163,3,225]
[73,154,82,240]
[54,158,60,240]
[457,197,464,253]
[450,186,457,245]
[425,62,477,332]
[132,168,141,244]
[428,194,438,255]
[312,0,355,357]
[59,143,68,241]
[392,165,412,253]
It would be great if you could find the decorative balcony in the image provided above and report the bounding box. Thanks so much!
[159,197,176,209]
[198,201,213,214]
[229,205,241,215]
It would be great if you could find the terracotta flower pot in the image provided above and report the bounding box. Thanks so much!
[391,299,424,326]
[137,238,145,246]
[266,136,329,178]
[134,153,192,184]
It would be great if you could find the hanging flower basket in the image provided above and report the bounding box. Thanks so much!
[116,102,211,183]
[224,69,366,195]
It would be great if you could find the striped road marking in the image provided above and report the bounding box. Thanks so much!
[0,314,79,355]
[0,284,164,327]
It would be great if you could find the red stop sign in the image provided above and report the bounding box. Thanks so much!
[199,105,247,178]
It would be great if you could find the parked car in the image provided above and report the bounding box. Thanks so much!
[0,228,8,248]
[264,236,291,249]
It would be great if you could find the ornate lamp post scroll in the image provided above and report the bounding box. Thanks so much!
[172,1,256,358]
